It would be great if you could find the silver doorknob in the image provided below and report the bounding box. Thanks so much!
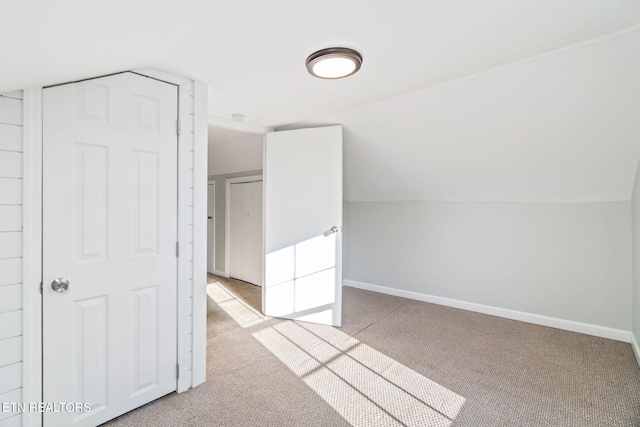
[51,277,70,293]
[323,226,339,237]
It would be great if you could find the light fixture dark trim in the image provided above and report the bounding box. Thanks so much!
[306,47,363,79]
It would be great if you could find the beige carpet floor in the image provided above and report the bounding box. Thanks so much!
[104,274,640,426]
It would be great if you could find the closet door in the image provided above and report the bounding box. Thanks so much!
[229,180,262,285]
[43,72,179,426]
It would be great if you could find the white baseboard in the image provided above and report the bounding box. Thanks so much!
[211,269,227,277]
[632,334,640,368]
[343,279,631,343]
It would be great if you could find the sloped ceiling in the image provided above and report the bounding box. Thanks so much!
[2,1,640,202]
[300,30,640,202]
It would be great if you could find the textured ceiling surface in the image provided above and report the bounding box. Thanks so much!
[2,1,640,202]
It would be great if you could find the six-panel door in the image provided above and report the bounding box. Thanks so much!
[43,72,179,426]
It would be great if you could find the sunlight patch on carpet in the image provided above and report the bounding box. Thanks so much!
[208,280,465,426]
[252,314,465,426]
[207,281,265,328]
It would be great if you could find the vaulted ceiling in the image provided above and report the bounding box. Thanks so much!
[2,1,640,202]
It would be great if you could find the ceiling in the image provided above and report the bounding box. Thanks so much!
[2,1,640,202]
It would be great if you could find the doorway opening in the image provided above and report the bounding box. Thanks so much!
[206,123,344,326]
[207,125,264,309]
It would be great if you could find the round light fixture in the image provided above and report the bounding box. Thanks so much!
[306,47,362,79]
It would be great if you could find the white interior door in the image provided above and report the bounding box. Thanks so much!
[43,72,178,426]
[207,182,215,273]
[229,179,263,285]
[264,126,343,326]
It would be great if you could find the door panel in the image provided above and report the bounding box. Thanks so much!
[247,181,262,285]
[73,296,108,410]
[207,183,215,273]
[73,143,108,261]
[43,72,178,426]
[264,126,343,326]
[230,182,244,280]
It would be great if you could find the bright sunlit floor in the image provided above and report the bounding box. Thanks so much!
[104,274,640,426]
[208,276,465,426]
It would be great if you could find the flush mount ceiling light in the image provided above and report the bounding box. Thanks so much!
[306,47,363,79]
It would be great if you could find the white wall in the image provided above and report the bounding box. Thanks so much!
[345,201,632,334]
[292,29,640,205]
[208,126,263,176]
[631,158,640,362]
[0,90,24,425]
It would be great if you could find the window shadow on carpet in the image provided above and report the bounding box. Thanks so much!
[207,279,465,426]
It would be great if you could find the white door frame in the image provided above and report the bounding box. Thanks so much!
[225,175,263,279]
[21,69,208,427]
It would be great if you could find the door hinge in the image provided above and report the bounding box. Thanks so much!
[39,282,43,294]
[176,363,180,380]
[176,119,181,135]
[176,242,179,257]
